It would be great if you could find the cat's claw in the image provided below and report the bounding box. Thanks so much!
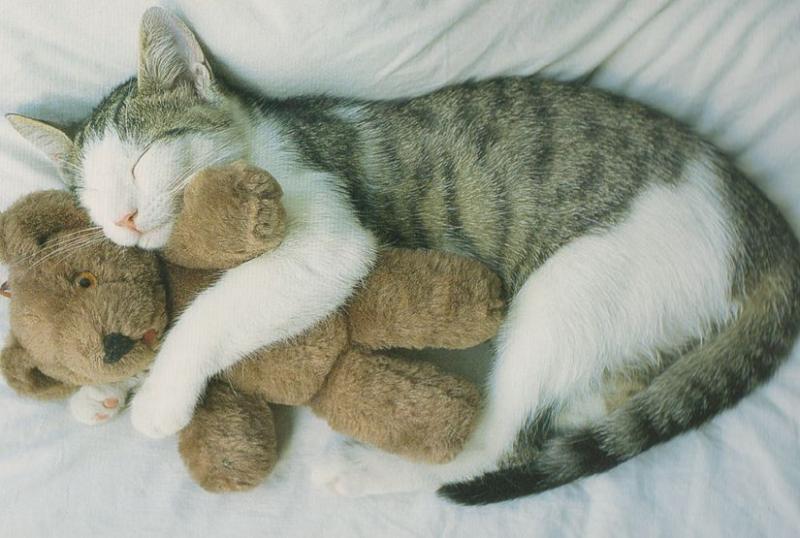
[130,376,198,438]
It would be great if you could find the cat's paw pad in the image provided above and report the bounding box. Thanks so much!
[130,377,197,439]
[69,384,128,425]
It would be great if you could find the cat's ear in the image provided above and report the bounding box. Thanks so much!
[5,114,75,181]
[137,7,216,100]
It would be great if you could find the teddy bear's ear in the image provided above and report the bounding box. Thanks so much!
[0,334,77,400]
[0,190,91,265]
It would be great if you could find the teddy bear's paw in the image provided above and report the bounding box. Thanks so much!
[130,377,198,438]
[233,168,285,244]
[310,437,438,497]
[69,384,128,425]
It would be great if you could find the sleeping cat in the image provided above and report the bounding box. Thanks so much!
[8,7,800,504]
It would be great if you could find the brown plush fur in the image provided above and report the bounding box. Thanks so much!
[178,379,277,492]
[0,163,503,491]
[164,161,286,270]
[348,248,505,350]
[310,349,481,462]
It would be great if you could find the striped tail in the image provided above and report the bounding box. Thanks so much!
[440,249,800,505]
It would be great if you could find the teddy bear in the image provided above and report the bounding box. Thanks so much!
[0,162,505,492]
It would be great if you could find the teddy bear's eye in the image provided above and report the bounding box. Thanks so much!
[75,271,98,289]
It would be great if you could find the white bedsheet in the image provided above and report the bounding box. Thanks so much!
[1,1,799,536]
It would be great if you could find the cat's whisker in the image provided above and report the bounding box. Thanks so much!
[36,234,104,258]
[57,160,86,176]
[55,226,103,240]
[13,228,104,265]
[24,229,104,263]
[35,231,105,259]
[163,149,239,198]
[30,235,107,268]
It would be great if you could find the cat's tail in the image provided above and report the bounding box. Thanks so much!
[440,233,800,505]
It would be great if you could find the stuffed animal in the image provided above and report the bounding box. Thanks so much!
[0,162,505,492]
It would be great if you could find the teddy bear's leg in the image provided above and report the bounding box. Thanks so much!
[178,378,277,492]
[348,248,506,351]
[164,161,286,270]
[309,349,481,464]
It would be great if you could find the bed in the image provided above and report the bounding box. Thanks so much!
[1,1,799,536]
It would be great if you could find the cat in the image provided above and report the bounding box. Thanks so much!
[8,7,800,504]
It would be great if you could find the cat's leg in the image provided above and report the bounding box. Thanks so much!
[312,175,736,497]
[532,370,652,434]
[311,271,558,496]
[309,262,645,497]
[130,173,377,438]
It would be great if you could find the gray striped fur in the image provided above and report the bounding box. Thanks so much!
[56,71,800,504]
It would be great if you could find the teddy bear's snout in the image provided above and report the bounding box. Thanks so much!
[103,333,135,364]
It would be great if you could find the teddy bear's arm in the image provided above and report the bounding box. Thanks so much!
[163,162,286,271]
[348,248,506,350]
[0,334,77,400]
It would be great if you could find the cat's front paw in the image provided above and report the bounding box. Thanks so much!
[130,375,199,438]
[69,384,128,425]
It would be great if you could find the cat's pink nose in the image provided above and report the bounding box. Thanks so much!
[115,211,141,233]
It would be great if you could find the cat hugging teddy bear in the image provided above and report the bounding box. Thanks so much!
[0,162,505,492]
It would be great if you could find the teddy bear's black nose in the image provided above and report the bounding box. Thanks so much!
[103,333,135,364]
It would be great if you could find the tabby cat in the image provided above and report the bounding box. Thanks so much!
[8,7,800,504]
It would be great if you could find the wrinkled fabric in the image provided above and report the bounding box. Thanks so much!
[0,1,798,537]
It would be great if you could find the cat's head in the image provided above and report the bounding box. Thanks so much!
[8,7,250,250]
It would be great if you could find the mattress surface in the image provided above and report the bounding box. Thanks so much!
[1,1,798,536]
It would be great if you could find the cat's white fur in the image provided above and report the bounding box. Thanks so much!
[312,158,738,496]
[131,173,376,437]
[80,126,246,249]
[69,374,143,425]
[78,97,737,490]
[73,10,737,492]
[80,119,377,438]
